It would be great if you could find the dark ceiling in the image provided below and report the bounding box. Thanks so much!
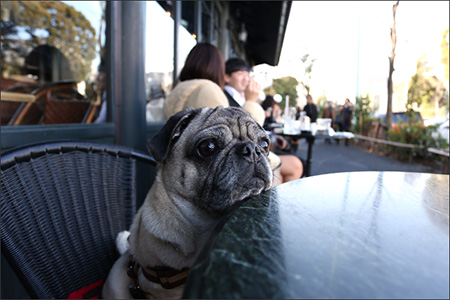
[229,1,292,66]
[156,1,292,67]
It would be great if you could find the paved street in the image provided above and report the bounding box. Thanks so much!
[290,138,441,177]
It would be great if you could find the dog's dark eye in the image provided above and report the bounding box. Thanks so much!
[197,140,217,157]
[260,140,270,153]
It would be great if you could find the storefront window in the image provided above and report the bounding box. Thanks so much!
[145,1,196,123]
[201,2,211,44]
[214,5,222,48]
[1,1,105,125]
[181,2,195,36]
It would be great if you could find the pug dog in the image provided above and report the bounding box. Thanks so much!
[102,106,273,299]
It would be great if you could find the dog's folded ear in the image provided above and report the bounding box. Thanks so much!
[148,108,200,162]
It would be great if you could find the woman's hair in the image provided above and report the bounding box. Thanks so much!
[261,95,275,111]
[177,43,225,89]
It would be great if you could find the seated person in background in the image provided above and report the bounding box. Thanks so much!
[261,95,282,129]
[223,58,265,123]
[271,136,304,182]
[163,43,229,120]
[164,43,302,184]
[262,95,301,155]
[163,44,261,125]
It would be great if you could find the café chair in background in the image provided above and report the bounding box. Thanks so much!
[1,141,156,299]
[1,85,39,126]
[1,81,98,126]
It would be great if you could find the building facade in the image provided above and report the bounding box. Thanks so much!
[1,2,291,297]
[1,1,291,152]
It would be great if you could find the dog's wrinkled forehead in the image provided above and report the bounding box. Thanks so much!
[147,106,266,162]
[196,106,263,139]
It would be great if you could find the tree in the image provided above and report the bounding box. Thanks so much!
[299,54,315,97]
[354,94,374,135]
[270,76,299,109]
[1,1,97,82]
[386,1,399,129]
[407,57,448,120]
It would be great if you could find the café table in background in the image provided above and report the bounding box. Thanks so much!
[183,171,449,299]
[274,127,354,176]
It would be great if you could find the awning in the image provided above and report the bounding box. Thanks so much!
[229,1,292,66]
[155,1,292,67]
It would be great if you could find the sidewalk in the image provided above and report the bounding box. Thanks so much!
[292,138,441,177]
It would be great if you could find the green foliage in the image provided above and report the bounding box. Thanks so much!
[387,123,449,160]
[407,57,448,118]
[354,94,374,135]
[1,1,97,81]
[271,76,299,109]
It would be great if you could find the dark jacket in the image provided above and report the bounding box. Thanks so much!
[224,90,241,107]
[303,103,318,123]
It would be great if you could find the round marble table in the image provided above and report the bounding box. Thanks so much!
[183,171,449,299]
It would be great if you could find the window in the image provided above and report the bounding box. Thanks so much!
[181,2,195,36]
[1,1,105,125]
[214,5,222,49]
[201,2,211,44]
[145,1,196,123]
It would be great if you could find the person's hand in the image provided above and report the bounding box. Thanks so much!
[244,77,261,102]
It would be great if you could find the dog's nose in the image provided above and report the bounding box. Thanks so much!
[236,142,261,160]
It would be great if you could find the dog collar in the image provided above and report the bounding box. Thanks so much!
[127,255,190,297]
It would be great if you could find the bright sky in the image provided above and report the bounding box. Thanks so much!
[145,1,196,74]
[276,1,449,110]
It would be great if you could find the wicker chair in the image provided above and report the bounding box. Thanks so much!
[3,81,98,126]
[1,141,156,299]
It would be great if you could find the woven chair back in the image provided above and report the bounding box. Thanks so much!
[1,141,156,299]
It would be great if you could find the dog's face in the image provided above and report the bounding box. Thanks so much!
[148,106,273,214]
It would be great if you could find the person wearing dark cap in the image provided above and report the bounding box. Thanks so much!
[224,58,262,109]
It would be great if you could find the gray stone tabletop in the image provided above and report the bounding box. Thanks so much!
[183,171,449,299]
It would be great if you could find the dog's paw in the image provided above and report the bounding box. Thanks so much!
[116,230,130,255]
